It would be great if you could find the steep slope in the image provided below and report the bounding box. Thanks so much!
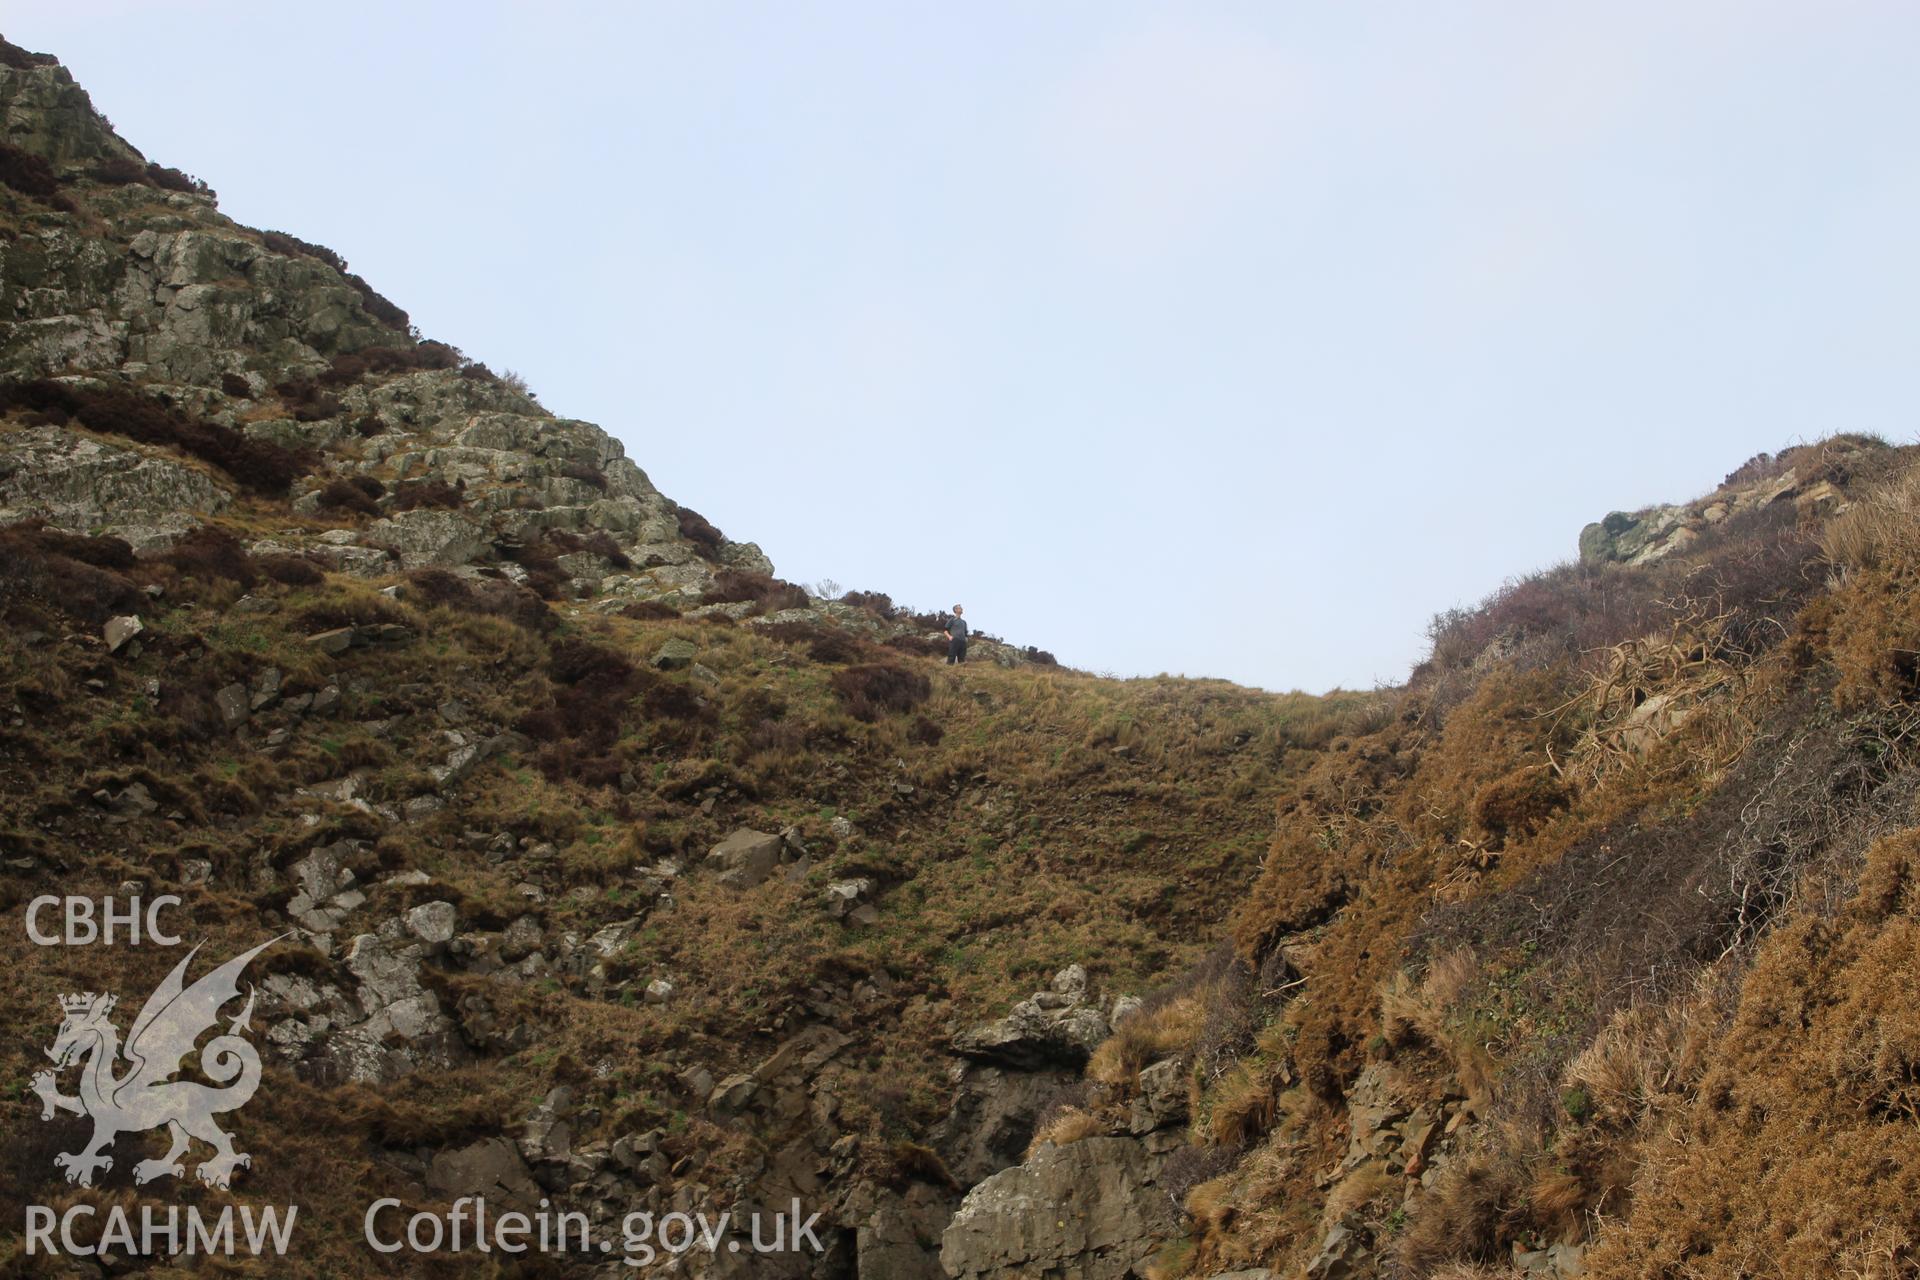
[0,37,1374,1278]
[960,437,1920,1280]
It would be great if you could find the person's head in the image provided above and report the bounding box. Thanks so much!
[953,604,963,616]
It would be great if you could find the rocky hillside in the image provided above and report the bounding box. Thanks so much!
[5,33,1919,1280]
[0,35,1374,1278]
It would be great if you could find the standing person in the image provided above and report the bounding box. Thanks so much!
[945,605,969,665]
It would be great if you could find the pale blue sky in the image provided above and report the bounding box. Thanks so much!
[12,3,1918,690]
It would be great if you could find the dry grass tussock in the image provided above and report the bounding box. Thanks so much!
[1583,829,1920,1278]
[1819,452,1920,574]
[1380,948,1492,1104]
[1024,1107,1106,1157]
[1559,980,1722,1130]
[1087,993,1206,1084]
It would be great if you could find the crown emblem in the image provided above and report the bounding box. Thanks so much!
[59,993,113,1016]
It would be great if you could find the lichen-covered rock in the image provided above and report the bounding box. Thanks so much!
[0,56,145,175]
[1578,442,1873,567]
[286,842,366,934]
[0,424,231,549]
[365,508,490,567]
[103,614,143,653]
[940,1136,1178,1280]
[653,637,699,670]
[321,931,470,1084]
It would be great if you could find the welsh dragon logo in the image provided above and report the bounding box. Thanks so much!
[31,936,284,1189]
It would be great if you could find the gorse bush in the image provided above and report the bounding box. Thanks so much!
[1422,501,1821,682]
[513,637,713,784]
[0,142,73,211]
[326,339,464,385]
[499,531,603,599]
[254,553,324,587]
[88,156,147,186]
[0,521,140,625]
[884,634,945,660]
[261,230,347,274]
[0,38,57,69]
[160,526,258,589]
[144,164,209,195]
[840,590,897,618]
[830,663,931,722]
[390,479,463,513]
[90,155,213,198]
[541,528,632,571]
[580,531,630,569]
[257,229,410,331]
[762,620,872,665]
[700,571,809,614]
[317,476,383,517]
[675,507,725,560]
[404,568,550,631]
[320,342,463,385]
[0,379,311,494]
[558,461,607,491]
[346,281,410,332]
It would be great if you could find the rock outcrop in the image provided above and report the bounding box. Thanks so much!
[1577,443,1862,566]
[0,48,778,606]
[952,964,1113,1069]
[941,1136,1180,1280]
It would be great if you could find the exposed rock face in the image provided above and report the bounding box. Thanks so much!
[0,424,232,550]
[286,842,366,935]
[941,1136,1179,1280]
[932,963,1194,1280]
[0,55,775,590]
[0,52,145,174]
[426,1137,541,1208]
[94,780,157,820]
[952,964,1112,1069]
[938,1064,1075,1186]
[321,930,470,1084]
[1578,444,1863,566]
[824,876,879,924]
[706,828,787,889]
[856,1186,953,1280]
[1281,1061,1481,1280]
[103,613,142,652]
[1129,1056,1188,1135]
[653,637,699,670]
[365,509,490,567]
